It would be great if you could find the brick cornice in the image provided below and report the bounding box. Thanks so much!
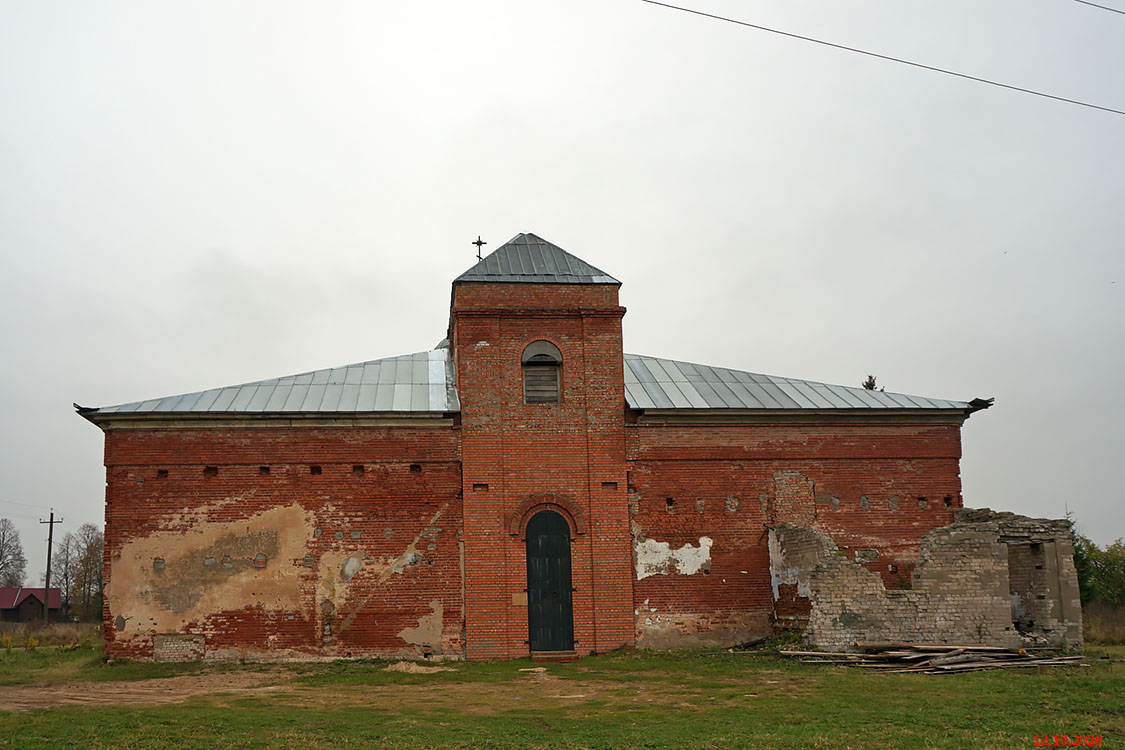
[451,307,626,319]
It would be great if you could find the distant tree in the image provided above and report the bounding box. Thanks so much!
[1073,531,1098,605]
[1100,539,1125,607]
[49,531,78,619]
[861,375,884,392]
[71,523,104,622]
[0,518,27,587]
[1070,521,1125,607]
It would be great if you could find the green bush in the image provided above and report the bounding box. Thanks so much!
[1072,529,1125,606]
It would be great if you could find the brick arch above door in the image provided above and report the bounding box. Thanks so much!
[508,493,587,539]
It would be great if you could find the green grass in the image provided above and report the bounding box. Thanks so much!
[0,646,1122,749]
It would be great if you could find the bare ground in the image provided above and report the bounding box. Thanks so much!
[0,661,811,714]
[0,668,292,712]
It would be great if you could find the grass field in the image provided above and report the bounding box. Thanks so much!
[0,644,1122,749]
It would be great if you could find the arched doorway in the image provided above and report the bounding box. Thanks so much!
[525,509,574,652]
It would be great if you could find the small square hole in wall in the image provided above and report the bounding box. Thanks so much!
[473,483,488,491]
[353,465,365,475]
[156,469,168,479]
[665,498,675,513]
[410,464,422,474]
[310,465,322,475]
[602,481,617,490]
[259,466,270,476]
[943,496,953,508]
[203,466,218,477]
[917,496,928,509]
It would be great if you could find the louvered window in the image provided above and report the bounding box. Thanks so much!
[522,341,562,404]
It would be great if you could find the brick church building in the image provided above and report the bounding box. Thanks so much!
[79,233,1005,662]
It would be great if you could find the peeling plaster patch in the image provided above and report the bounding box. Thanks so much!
[340,554,365,581]
[156,489,259,530]
[855,549,879,563]
[634,536,713,580]
[106,503,312,641]
[329,505,448,636]
[398,599,444,654]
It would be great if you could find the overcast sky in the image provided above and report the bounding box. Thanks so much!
[2,1,1122,582]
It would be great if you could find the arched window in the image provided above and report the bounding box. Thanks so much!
[522,341,562,404]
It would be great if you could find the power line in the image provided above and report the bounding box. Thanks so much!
[640,0,1125,117]
[0,498,45,511]
[1073,0,1125,16]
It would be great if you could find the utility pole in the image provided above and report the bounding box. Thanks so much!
[40,510,62,623]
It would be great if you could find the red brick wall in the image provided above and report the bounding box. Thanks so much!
[452,281,634,658]
[101,424,464,661]
[95,278,971,661]
[627,421,965,646]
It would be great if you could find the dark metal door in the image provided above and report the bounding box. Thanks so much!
[526,510,574,652]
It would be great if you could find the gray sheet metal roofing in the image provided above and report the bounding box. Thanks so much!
[83,349,460,416]
[622,354,971,411]
[80,350,970,418]
[454,232,621,285]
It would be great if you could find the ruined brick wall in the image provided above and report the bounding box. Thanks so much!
[627,421,966,648]
[452,281,634,658]
[102,423,464,662]
[954,509,1083,648]
[769,523,1016,650]
[768,513,1083,651]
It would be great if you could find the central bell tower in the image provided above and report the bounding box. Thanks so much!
[449,233,634,659]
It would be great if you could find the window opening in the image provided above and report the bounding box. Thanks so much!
[522,341,562,404]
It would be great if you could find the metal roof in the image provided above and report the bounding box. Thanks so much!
[623,354,973,411]
[454,233,620,285]
[81,349,460,417]
[0,588,61,610]
[78,350,977,421]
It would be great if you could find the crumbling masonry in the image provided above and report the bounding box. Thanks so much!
[768,509,1082,651]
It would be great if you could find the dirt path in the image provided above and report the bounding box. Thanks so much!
[0,669,291,712]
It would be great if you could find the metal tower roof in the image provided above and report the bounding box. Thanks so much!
[454,233,620,285]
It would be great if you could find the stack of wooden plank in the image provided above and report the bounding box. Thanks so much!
[779,642,1084,674]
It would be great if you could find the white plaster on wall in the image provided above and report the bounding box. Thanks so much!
[634,536,713,580]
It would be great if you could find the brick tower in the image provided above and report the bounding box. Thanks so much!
[449,233,635,658]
